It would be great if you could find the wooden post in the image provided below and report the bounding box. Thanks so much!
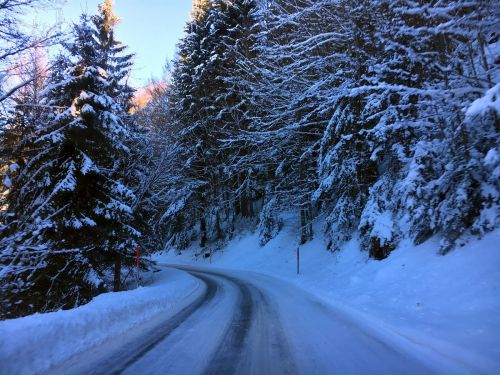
[113,254,121,291]
[296,246,300,275]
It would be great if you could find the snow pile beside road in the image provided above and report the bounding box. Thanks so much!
[156,222,500,373]
[0,268,202,375]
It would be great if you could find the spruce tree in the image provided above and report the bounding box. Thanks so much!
[169,2,221,248]
[0,12,137,317]
[211,0,261,221]
[92,0,135,113]
[92,0,141,285]
[166,0,262,250]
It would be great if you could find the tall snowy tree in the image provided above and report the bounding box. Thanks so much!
[92,0,135,113]
[211,0,262,222]
[166,0,261,250]
[0,11,138,317]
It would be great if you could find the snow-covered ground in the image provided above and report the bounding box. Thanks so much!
[1,220,498,375]
[0,268,202,375]
[155,220,500,374]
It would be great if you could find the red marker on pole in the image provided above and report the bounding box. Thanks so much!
[136,244,140,268]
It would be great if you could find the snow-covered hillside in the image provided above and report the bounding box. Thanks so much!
[155,220,500,373]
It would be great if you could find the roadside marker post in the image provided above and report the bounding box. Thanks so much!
[296,246,300,275]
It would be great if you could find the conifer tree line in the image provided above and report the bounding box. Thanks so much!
[151,0,499,259]
[1,0,499,318]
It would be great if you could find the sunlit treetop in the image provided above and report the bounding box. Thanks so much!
[96,0,120,41]
[192,0,212,20]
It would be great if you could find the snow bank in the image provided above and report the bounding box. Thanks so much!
[156,220,500,373]
[0,268,202,375]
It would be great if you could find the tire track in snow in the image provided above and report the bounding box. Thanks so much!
[108,272,218,374]
[183,268,297,375]
[45,272,217,375]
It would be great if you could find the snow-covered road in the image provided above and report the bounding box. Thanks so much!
[46,266,462,375]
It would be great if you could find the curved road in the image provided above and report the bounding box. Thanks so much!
[48,266,441,375]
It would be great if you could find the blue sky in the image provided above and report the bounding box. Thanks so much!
[30,0,192,87]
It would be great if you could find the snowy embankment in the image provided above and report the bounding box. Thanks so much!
[155,221,500,374]
[0,268,202,375]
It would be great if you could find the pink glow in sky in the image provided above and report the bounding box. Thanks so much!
[29,0,193,87]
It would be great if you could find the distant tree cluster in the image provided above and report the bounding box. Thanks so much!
[143,0,498,258]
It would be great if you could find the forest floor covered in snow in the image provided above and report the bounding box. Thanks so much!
[155,219,500,374]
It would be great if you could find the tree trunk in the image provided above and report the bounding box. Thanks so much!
[200,216,207,248]
[307,203,314,241]
[215,211,222,240]
[235,175,242,215]
[246,175,254,217]
[113,254,121,292]
[300,206,307,245]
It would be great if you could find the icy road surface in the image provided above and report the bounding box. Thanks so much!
[47,266,454,375]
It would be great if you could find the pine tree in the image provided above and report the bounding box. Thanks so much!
[0,13,137,317]
[213,0,262,221]
[384,0,500,253]
[92,0,143,283]
[251,0,499,256]
[92,0,135,113]
[253,0,355,246]
[168,5,214,248]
